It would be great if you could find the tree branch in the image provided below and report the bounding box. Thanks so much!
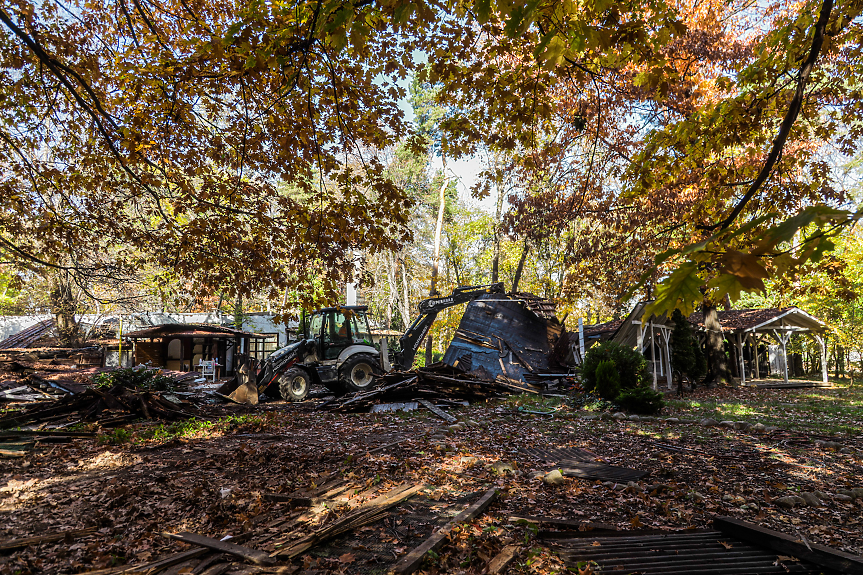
[708,0,834,232]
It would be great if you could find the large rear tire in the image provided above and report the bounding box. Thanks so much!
[278,367,310,401]
[339,353,380,393]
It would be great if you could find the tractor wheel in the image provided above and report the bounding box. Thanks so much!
[339,353,380,392]
[278,367,310,401]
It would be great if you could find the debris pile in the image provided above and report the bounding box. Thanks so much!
[0,384,204,429]
[320,363,543,413]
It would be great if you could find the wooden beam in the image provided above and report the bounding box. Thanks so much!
[388,488,498,575]
[0,527,97,551]
[74,548,208,575]
[488,545,521,574]
[162,532,276,566]
[713,516,863,575]
[417,399,457,423]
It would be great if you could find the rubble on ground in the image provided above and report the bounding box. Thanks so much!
[318,363,578,415]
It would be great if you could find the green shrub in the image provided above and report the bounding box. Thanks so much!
[594,359,620,400]
[583,341,651,393]
[616,386,665,415]
[93,367,175,392]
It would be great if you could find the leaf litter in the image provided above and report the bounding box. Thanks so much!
[0,388,860,574]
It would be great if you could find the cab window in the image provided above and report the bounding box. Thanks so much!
[308,312,324,339]
[350,314,372,345]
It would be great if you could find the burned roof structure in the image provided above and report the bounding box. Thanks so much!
[441,293,571,382]
[125,323,269,376]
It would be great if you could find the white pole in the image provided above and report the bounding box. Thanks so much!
[650,321,657,390]
[814,334,828,383]
[663,329,672,390]
[578,317,585,364]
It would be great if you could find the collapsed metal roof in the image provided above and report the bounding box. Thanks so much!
[441,293,570,382]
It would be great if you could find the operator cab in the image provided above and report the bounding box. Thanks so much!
[305,306,374,361]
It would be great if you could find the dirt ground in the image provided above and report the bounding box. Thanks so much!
[1,386,861,574]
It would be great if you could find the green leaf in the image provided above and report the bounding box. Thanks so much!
[706,274,747,307]
[476,0,491,24]
[642,260,702,319]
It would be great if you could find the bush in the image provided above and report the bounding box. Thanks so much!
[582,341,651,393]
[616,386,665,415]
[594,359,620,400]
[581,341,664,414]
[92,367,175,392]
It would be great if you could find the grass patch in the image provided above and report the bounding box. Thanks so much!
[665,385,863,435]
[123,413,268,443]
[502,394,566,410]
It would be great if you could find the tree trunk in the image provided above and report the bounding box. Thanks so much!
[50,276,80,347]
[385,252,396,330]
[702,298,729,387]
[430,171,449,297]
[511,238,529,293]
[428,164,449,365]
[399,258,411,331]
[491,158,505,284]
[234,294,244,331]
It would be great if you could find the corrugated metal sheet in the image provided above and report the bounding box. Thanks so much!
[0,319,54,349]
[551,530,835,574]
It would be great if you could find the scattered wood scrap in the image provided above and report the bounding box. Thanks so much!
[272,483,426,559]
[78,548,209,575]
[521,446,648,482]
[0,384,204,429]
[508,515,618,533]
[163,533,275,566]
[487,544,522,574]
[321,364,542,413]
[417,399,457,423]
[389,488,499,575]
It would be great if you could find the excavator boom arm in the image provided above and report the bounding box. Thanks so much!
[397,282,503,370]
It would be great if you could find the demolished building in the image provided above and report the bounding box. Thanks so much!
[441,292,574,383]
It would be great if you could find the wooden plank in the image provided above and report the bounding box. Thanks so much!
[487,545,521,574]
[713,516,863,575]
[388,488,498,575]
[417,399,457,423]
[0,526,97,551]
[162,533,275,566]
[262,493,314,507]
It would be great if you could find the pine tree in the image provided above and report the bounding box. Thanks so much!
[670,309,706,394]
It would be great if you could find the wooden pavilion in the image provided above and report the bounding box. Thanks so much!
[580,303,829,388]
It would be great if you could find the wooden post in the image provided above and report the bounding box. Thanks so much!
[772,329,791,383]
[661,327,672,390]
[751,333,760,380]
[578,317,585,364]
[650,321,657,390]
[736,332,746,386]
[813,333,828,384]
